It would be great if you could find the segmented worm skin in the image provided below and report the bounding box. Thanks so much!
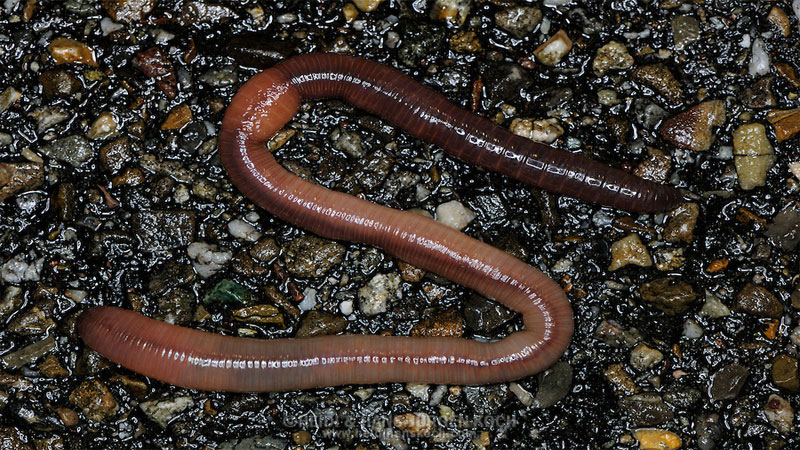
[79,54,680,392]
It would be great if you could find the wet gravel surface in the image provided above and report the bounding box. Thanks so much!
[1,0,800,448]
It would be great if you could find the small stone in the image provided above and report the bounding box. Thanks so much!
[741,77,776,109]
[510,117,564,144]
[179,1,235,25]
[87,111,117,139]
[398,260,425,282]
[435,200,475,230]
[38,354,68,378]
[38,70,82,98]
[139,396,193,428]
[102,0,156,23]
[633,63,683,103]
[1,335,55,369]
[682,318,703,339]
[449,30,481,53]
[7,306,55,336]
[133,210,196,252]
[1,254,44,284]
[609,233,653,270]
[99,137,134,174]
[330,126,363,158]
[532,29,572,66]
[604,363,639,394]
[393,412,433,436]
[249,238,279,263]
[595,319,641,348]
[203,279,251,306]
[296,310,346,337]
[30,106,70,133]
[227,218,261,242]
[772,354,799,392]
[709,363,749,401]
[700,290,731,318]
[189,242,232,279]
[749,38,770,76]
[619,393,674,426]
[695,414,722,450]
[410,309,463,337]
[764,394,794,434]
[509,382,533,406]
[161,104,192,130]
[766,109,800,142]
[285,236,345,278]
[660,101,726,151]
[0,87,21,113]
[768,6,792,37]
[133,47,177,98]
[634,147,671,183]
[342,3,358,21]
[640,278,698,315]
[56,407,79,427]
[47,37,98,66]
[733,123,774,190]
[198,65,238,88]
[464,294,515,333]
[593,41,633,76]
[664,203,699,244]
[533,362,573,408]
[40,135,94,167]
[671,15,699,50]
[765,203,800,251]
[69,380,118,422]
[630,343,663,371]
[430,0,472,26]
[494,6,541,39]
[232,304,284,327]
[633,429,682,450]
[0,162,44,201]
[732,283,783,319]
[358,272,401,316]
[463,384,508,416]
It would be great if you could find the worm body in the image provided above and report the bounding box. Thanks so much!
[79,54,679,392]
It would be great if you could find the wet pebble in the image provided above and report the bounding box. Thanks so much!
[139,395,193,428]
[708,363,749,401]
[771,354,799,392]
[179,1,235,25]
[633,63,683,103]
[1,254,44,284]
[430,0,471,26]
[249,237,279,263]
[766,108,800,142]
[393,412,433,436]
[764,204,800,251]
[463,384,508,416]
[592,41,633,76]
[47,37,98,66]
[663,384,701,409]
[227,218,261,242]
[102,0,156,23]
[741,77,776,109]
[30,106,70,132]
[99,137,135,173]
[161,104,192,130]
[494,6,541,39]
[464,294,515,333]
[749,38,770,76]
[695,413,722,450]
[330,126,364,158]
[187,242,232,278]
[640,277,698,315]
[435,200,475,230]
[619,393,674,426]
[732,283,783,319]
[671,15,699,50]
[40,135,94,167]
[285,236,345,278]
[533,30,572,66]
[533,361,573,408]
[0,287,23,322]
[764,394,794,434]
[632,429,682,450]
[358,272,401,316]
[630,343,663,371]
[634,147,671,183]
[203,279,251,306]
[608,233,653,270]
[133,47,177,98]
[199,65,238,88]
[1,335,55,369]
[133,210,196,252]
[295,310,346,337]
[595,319,641,348]
[69,380,118,422]
[39,69,82,98]
[410,309,463,337]
[510,117,564,144]
[733,123,774,190]
[0,162,44,201]
[660,100,726,151]
[664,203,699,244]
[700,291,731,318]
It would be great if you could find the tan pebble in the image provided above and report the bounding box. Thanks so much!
[161,104,193,130]
[48,37,98,67]
[633,428,682,450]
[733,123,775,190]
[609,233,653,271]
[88,111,118,139]
[533,29,572,66]
[393,412,434,436]
[352,0,385,12]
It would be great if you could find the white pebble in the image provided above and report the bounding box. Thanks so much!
[187,242,232,278]
[358,273,401,316]
[429,385,448,406]
[298,288,317,311]
[509,382,533,406]
[339,299,354,315]
[227,218,262,242]
[1,254,44,284]
[739,33,751,48]
[245,211,260,222]
[435,200,476,230]
[749,38,770,76]
[682,318,703,339]
[99,17,123,36]
[406,383,430,401]
[790,326,800,346]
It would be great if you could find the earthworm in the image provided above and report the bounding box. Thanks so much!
[79,53,680,392]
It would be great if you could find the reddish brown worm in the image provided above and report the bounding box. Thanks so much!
[79,53,681,392]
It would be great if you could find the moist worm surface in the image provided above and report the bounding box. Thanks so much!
[78,53,680,392]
